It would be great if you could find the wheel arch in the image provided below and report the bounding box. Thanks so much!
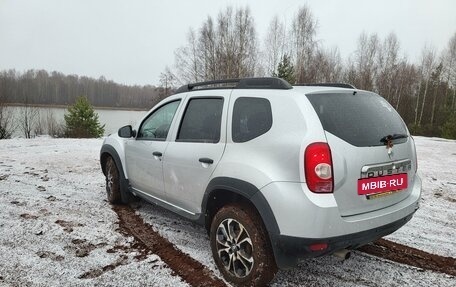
[100,145,124,177]
[100,144,132,203]
[202,177,281,243]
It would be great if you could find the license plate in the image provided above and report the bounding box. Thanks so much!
[357,173,408,196]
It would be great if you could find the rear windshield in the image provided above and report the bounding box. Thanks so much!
[306,92,408,147]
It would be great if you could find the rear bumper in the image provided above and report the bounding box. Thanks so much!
[260,175,421,268]
[271,211,414,268]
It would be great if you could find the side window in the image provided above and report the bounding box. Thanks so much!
[177,98,223,143]
[137,100,180,140]
[232,97,272,142]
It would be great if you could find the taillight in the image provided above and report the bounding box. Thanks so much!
[305,142,334,193]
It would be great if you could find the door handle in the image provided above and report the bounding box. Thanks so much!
[199,158,214,164]
[152,151,162,157]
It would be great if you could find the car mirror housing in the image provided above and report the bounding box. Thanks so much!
[118,125,134,138]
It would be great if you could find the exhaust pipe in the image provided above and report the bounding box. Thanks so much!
[333,249,351,260]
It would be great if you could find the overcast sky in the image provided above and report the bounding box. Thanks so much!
[1,0,455,86]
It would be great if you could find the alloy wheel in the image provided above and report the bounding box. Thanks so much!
[215,218,254,278]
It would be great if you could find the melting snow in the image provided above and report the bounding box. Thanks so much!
[0,136,454,286]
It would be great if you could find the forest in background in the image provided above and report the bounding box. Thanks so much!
[162,6,456,139]
[0,69,166,110]
[1,5,455,138]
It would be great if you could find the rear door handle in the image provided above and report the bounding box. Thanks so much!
[199,158,214,164]
[152,151,162,157]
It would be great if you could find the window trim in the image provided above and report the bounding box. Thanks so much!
[175,96,224,144]
[136,99,181,141]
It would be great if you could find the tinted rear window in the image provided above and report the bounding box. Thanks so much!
[306,92,408,147]
[177,98,223,143]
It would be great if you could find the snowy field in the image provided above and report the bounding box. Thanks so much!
[385,137,456,257]
[0,136,455,286]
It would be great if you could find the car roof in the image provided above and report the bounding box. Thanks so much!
[174,77,359,96]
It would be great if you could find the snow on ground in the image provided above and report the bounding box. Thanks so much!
[136,201,455,287]
[0,136,455,286]
[0,138,187,287]
[385,136,456,258]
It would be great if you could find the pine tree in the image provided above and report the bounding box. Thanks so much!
[0,126,9,139]
[442,111,456,139]
[274,54,296,84]
[64,96,105,138]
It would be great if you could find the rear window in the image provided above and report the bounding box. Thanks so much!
[306,92,408,147]
[177,98,223,143]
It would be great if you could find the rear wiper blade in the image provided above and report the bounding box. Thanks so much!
[380,133,408,144]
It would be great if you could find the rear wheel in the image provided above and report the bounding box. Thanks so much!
[210,203,277,286]
[105,156,121,204]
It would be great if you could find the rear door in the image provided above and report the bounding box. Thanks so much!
[306,91,417,216]
[163,91,229,214]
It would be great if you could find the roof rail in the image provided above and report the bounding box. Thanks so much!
[295,83,356,89]
[175,77,292,94]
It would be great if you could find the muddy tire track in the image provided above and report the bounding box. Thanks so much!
[359,238,456,276]
[114,203,455,285]
[112,204,227,287]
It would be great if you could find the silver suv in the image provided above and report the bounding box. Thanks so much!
[100,78,421,286]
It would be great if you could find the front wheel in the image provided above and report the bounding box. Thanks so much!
[105,156,121,204]
[210,203,277,286]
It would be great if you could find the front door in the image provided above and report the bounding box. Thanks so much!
[125,100,181,199]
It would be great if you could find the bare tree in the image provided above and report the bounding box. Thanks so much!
[394,61,418,111]
[376,32,400,101]
[19,105,39,138]
[350,32,380,90]
[0,104,15,139]
[174,28,203,83]
[216,6,257,79]
[199,16,218,80]
[33,110,44,136]
[0,71,15,138]
[263,15,286,76]
[416,45,437,126]
[429,63,443,126]
[289,5,318,83]
[441,32,456,109]
[159,67,178,99]
[171,6,258,83]
[235,7,258,77]
[312,47,343,82]
[16,71,41,138]
[390,62,418,126]
[44,109,65,138]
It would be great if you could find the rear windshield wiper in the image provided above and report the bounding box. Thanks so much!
[380,133,408,144]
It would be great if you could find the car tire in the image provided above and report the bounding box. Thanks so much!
[210,203,277,286]
[105,156,122,204]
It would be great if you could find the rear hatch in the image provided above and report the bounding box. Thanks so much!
[306,90,417,216]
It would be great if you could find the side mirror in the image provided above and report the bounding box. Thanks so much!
[118,125,135,138]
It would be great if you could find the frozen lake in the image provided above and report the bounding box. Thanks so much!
[4,105,148,138]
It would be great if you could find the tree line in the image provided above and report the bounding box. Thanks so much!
[162,6,456,139]
[0,69,167,109]
[0,70,171,138]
